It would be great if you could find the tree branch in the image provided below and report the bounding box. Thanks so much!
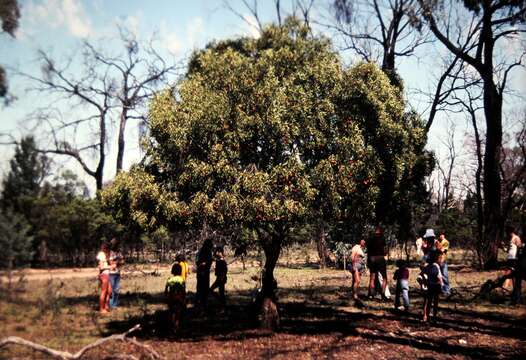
[0,324,162,360]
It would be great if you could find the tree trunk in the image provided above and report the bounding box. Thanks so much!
[116,110,127,173]
[482,79,503,269]
[316,221,330,268]
[470,109,485,268]
[259,231,282,330]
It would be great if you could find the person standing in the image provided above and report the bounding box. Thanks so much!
[436,232,450,296]
[109,238,124,309]
[393,259,410,312]
[422,229,436,262]
[415,237,424,259]
[350,239,366,300]
[422,250,443,322]
[210,246,228,306]
[165,263,186,332]
[367,226,388,300]
[173,253,190,282]
[505,226,522,291]
[196,238,213,310]
[97,243,112,314]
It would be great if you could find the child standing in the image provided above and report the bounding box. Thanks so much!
[173,253,190,282]
[422,250,443,322]
[393,259,410,312]
[165,263,186,332]
[210,246,228,306]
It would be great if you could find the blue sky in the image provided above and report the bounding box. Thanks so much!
[1,0,525,193]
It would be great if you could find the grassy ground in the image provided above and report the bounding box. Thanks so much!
[0,248,525,359]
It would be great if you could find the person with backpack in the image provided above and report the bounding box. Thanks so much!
[165,262,186,332]
[210,246,228,306]
[422,250,443,322]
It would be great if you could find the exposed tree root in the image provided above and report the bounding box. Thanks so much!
[0,324,162,360]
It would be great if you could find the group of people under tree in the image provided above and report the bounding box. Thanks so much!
[96,235,228,332]
[349,225,523,321]
[95,223,523,328]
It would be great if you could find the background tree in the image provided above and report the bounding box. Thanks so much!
[0,210,33,295]
[0,210,33,269]
[418,0,526,268]
[18,30,180,190]
[328,0,428,86]
[1,136,50,214]
[0,0,20,100]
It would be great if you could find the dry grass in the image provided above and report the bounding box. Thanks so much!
[1,247,525,359]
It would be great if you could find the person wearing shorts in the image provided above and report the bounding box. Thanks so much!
[367,226,388,299]
[350,239,366,299]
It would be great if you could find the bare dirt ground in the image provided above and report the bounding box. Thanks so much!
[1,251,525,359]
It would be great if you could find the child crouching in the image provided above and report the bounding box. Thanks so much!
[165,263,186,332]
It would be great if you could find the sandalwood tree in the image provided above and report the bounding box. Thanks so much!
[102,18,424,317]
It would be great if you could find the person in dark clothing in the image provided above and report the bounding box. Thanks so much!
[196,238,213,310]
[422,250,443,322]
[210,246,228,306]
[393,259,410,311]
[367,226,388,299]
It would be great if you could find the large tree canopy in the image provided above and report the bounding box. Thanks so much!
[102,18,427,314]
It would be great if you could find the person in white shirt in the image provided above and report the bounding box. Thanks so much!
[350,239,366,300]
[97,243,112,314]
[504,226,522,290]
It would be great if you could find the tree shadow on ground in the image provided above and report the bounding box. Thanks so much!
[99,283,525,359]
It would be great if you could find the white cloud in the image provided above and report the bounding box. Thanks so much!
[62,0,92,37]
[22,0,92,38]
[186,17,205,47]
[242,14,261,39]
[159,20,182,55]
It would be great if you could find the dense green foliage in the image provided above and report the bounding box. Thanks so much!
[1,138,119,267]
[0,210,33,269]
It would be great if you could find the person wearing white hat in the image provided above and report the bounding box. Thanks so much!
[422,229,436,262]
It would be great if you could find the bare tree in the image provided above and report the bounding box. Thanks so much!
[15,29,180,190]
[500,110,526,224]
[223,0,315,34]
[435,123,459,213]
[418,0,526,267]
[326,0,429,77]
